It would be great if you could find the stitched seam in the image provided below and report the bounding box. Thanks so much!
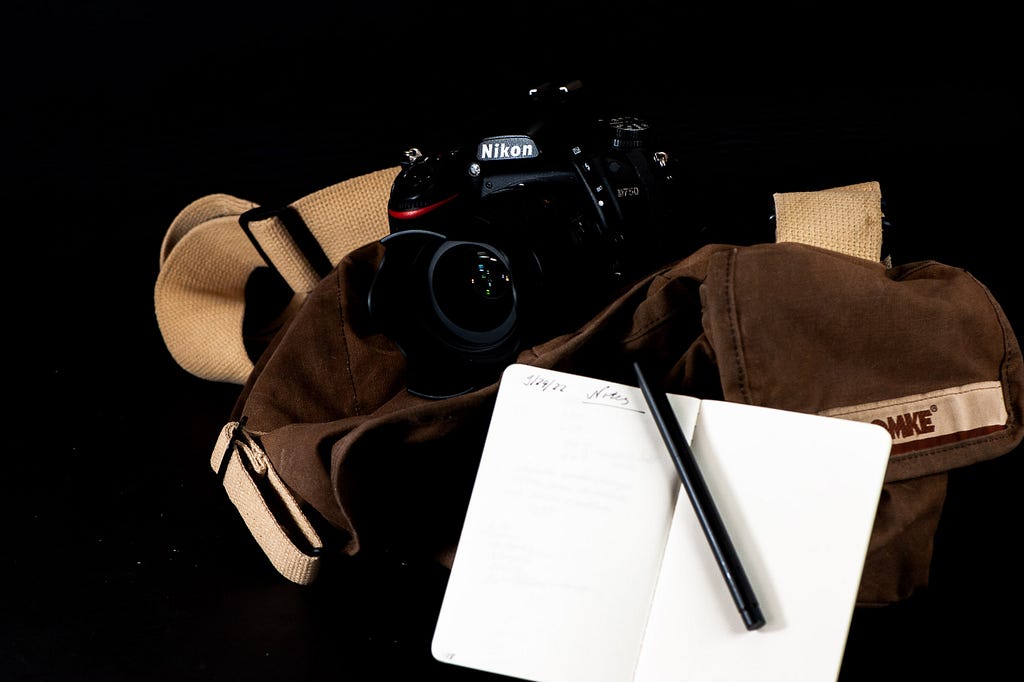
[972,271,1022,432]
[335,269,363,416]
[889,427,1013,465]
[723,249,750,403]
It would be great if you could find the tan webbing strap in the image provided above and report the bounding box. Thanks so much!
[241,167,401,294]
[211,421,324,585]
[157,167,399,585]
[773,180,884,262]
[156,194,262,383]
[155,166,400,384]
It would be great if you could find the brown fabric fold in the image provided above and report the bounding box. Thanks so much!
[231,239,1023,605]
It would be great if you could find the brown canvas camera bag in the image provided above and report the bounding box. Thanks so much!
[156,176,1022,605]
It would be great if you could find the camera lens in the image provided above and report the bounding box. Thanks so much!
[429,241,515,336]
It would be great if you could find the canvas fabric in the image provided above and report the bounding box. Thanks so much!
[166,176,1022,606]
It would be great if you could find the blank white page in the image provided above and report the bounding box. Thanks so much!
[632,398,891,681]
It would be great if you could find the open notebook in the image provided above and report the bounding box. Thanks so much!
[432,363,892,682]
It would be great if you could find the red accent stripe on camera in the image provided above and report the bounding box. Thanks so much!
[387,193,459,220]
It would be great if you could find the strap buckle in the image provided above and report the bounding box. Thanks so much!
[239,204,334,281]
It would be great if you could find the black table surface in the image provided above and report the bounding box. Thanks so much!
[5,3,1021,680]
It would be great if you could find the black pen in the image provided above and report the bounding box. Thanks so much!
[633,360,766,631]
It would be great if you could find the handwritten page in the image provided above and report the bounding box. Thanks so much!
[432,363,892,682]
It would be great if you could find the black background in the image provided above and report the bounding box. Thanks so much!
[4,2,1022,680]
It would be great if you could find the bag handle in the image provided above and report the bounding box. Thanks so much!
[154,166,400,384]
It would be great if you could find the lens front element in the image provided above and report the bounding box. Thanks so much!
[429,241,516,337]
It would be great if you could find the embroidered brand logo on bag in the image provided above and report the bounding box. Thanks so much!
[821,381,1007,455]
[872,408,936,439]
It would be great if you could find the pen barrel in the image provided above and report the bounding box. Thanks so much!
[677,461,765,631]
[633,361,766,631]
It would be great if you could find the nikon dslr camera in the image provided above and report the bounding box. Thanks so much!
[367,82,688,398]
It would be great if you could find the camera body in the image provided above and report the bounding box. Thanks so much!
[367,87,685,398]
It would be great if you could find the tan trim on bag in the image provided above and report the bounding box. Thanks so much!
[820,381,1008,455]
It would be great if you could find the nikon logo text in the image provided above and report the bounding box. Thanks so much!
[477,135,539,161]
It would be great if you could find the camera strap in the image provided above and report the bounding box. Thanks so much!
[154,166,399,383]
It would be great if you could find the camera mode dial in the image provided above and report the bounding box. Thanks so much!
[608,115,650,149]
